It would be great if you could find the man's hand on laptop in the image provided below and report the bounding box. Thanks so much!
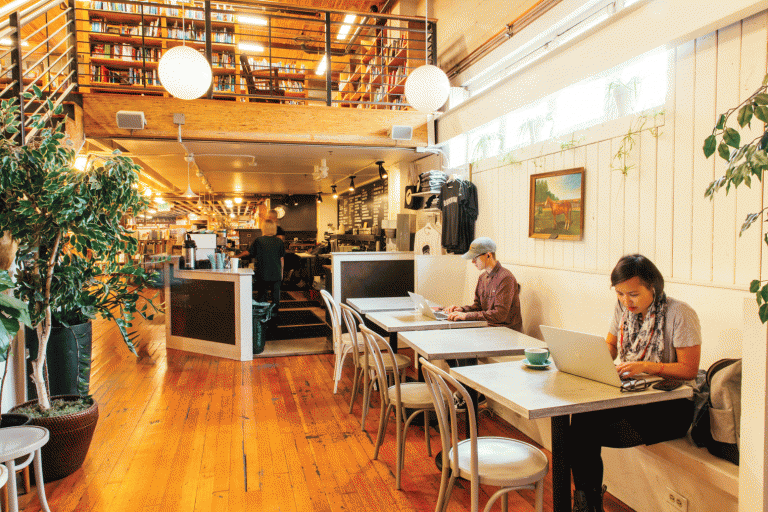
[443,305,461,313]
[446,311,467,321]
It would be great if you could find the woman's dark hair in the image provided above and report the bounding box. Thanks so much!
[610,254,664,296]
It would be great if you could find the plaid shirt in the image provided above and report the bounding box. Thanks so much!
[461,262,522,331]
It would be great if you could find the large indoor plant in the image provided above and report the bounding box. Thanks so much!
[0,89,161,479]
[703,73,768,322]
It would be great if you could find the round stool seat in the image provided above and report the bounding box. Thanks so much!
[0,427,49,463]
[0,464,7,488]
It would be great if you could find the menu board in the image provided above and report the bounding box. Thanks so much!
[337,178,388,230]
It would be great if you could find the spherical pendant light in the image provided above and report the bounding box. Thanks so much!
[404,64,450,113]
[158,45,212,100]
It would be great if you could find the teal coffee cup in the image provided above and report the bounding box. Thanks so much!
[524,347,550,365]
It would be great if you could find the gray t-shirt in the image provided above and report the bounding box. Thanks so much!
[609,297,701,363]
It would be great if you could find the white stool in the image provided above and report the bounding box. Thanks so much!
[0,426,51,512]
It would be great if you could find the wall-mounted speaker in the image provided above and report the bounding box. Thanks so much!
[116,111,146,130]
[390,125,413,141]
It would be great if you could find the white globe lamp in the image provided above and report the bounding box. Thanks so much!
[404,64,450,113]
[159,45,212,100]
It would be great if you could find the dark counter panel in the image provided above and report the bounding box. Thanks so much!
[170,279,236,345]
[339,259,414,305]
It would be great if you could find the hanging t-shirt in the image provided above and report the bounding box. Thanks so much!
[438,180,463,252]
[414,223,442,255]
[458,181,478,254]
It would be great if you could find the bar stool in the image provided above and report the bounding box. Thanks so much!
[0,426,51,512]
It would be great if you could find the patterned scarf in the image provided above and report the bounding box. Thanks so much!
[619,292,668,362]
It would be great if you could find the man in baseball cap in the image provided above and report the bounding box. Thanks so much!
[443,236,522,331]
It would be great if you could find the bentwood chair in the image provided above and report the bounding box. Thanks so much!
[359,326,433,489]
[320,289,363,394]
[338,304,369,417]
[420,358,548,512]
[342,307,412,429]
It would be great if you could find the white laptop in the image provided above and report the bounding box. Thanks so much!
[539,325,662,388]
[408,291,448,320]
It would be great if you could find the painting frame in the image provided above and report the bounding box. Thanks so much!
[529,167,585,240]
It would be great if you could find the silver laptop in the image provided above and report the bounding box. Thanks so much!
[408,291,448,320]
[539,325,662,388]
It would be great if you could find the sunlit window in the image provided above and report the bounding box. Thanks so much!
[444,46,670,168]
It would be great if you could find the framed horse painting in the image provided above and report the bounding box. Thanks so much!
[529,167,585,240]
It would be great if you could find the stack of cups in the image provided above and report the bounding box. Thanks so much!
[216,253,225,269]
[230,258,239,270]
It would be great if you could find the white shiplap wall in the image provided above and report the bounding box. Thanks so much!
[469,12,767,289]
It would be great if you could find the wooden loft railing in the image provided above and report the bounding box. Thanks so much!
[70,0,438,110]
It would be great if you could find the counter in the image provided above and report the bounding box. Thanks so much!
[164,265,254,361]
[327,252,415,306]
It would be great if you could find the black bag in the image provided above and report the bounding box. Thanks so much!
[690,358,741,465]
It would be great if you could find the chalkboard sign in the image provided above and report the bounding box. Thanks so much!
[337,178,388,230]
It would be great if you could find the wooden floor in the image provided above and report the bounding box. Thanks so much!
[17,305,636,512]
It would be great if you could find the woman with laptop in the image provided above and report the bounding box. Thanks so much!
[569,254,701,512]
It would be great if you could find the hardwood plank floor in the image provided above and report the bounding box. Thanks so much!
[17,305,636,512]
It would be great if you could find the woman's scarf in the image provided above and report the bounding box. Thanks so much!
[619,292,668,362]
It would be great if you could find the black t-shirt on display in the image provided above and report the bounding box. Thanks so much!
[250,235,285,282]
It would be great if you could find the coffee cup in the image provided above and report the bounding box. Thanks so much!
[525,347,550,365]
[230,258,239,270]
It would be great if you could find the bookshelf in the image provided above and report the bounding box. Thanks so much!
[75,0,239,97]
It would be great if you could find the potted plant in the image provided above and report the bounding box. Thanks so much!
[703,72,768,322]
[605,76,641,117]
[0,88,161,480]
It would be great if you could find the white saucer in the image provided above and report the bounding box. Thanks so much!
[523,358,552,369]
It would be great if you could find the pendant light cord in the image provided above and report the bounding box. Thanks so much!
[424,0,428,65]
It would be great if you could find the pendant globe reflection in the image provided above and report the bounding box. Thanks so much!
[158,46,212,100]
[404,64,450,114]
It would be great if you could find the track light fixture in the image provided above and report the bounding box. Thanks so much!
[316,192,323,203]
[331,185,338,199]
[376,160,387,179]
[349,176,356,192]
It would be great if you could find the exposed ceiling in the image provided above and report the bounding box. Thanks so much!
[104,138,424,197]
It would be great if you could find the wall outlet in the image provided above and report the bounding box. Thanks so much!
[664,488,688,512]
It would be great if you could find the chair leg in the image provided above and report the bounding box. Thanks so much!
[373,403,392,460]
[424,410,432,457]
[33,448,52,512]
[332,351,342,394]
[534,479,544,512]
[395,408,403,490]
[501,492,508,512]
[348,366,361,414]
[361,372,373,430]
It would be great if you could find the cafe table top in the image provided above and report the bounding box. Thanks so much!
[347,296,437,314]
[449,360,693,419]
[365,310,487,333]
[398,327,545,360]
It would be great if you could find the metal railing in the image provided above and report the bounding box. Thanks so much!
[0,0,79,144]
[74,0,437,109]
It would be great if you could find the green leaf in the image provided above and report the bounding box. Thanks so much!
[723,128,741,148]
[755,106,768,124]
[32,84,42,98]
[703,135,717,158]
[718,142,731,161]
[738,104,754,127]
[716,114,727,130]
[763,74,768,86]
[760,302,768,324]
[751,280,761,293]
[754,93,768,105]
[740,211,762,236]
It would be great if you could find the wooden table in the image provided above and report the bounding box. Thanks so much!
[450,360,692,512]
[365,310,487,352]
[397,326,545,361]
[347,296,436,314]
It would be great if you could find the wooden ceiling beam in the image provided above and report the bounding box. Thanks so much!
[82,93,429,147]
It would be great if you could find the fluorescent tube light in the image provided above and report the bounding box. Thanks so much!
[238,15,268,26]
[0,38,29,47]
[336,14,356,41]
[315,55,328,76]
[238,41,265,53]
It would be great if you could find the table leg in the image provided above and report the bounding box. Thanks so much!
[551,415,571,512]
[33,449,52,512]
[389,332,398,352]
[5,460,17,512]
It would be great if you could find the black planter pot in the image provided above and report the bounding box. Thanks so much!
[25,321,93,399]
[0,412,30,428]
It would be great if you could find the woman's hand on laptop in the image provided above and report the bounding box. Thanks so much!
[615,361,647,378]
[446,311,467,321]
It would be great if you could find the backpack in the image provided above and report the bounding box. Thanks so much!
[690,358,741,465]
